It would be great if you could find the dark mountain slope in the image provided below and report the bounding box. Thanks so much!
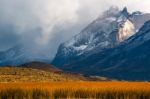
[62,21,150,81]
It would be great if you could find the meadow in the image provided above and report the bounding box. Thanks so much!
[0,81,150,99]
[0,67,88,82]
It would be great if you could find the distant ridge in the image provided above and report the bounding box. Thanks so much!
[20,61,61,73]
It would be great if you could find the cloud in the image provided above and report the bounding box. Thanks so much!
[0,0,150,60]
[0,0,80,58]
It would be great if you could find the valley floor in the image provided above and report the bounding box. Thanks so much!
[0,81,150,99]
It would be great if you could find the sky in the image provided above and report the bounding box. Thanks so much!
[0,0,150,60]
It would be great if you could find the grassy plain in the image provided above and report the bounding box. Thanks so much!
[0,81,149,99]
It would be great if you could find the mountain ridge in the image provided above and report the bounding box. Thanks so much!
[60,20,150,81]
[52,7,150,68]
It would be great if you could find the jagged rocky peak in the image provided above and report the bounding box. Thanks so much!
[79,7,136,47]
[115,7,135,42]
[121,7,129,16]
[103,6,129,19]
[52,7,138,66]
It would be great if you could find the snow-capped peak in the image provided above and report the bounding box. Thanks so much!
[50,7,150,67]
[60,7,141,53]
[54,7,138,57]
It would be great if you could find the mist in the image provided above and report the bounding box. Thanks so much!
[0,0,150,60]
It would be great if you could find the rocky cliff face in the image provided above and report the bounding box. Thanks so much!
[117,19,135,42]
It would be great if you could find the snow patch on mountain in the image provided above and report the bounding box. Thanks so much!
[74,45,87,51]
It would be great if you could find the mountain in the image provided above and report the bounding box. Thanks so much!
[52,7,150,67]
[59,20,150,81]
[0,45,50,66]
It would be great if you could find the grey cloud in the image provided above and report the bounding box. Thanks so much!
[0,0,150,60]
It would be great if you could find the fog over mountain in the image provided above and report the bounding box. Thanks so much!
[0,0,150,60]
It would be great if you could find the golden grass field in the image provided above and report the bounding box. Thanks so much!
[0,81,150,99]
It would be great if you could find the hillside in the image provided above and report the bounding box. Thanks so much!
[0,67,88,82]
[0,65,111,82]
[20,61,61,72]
